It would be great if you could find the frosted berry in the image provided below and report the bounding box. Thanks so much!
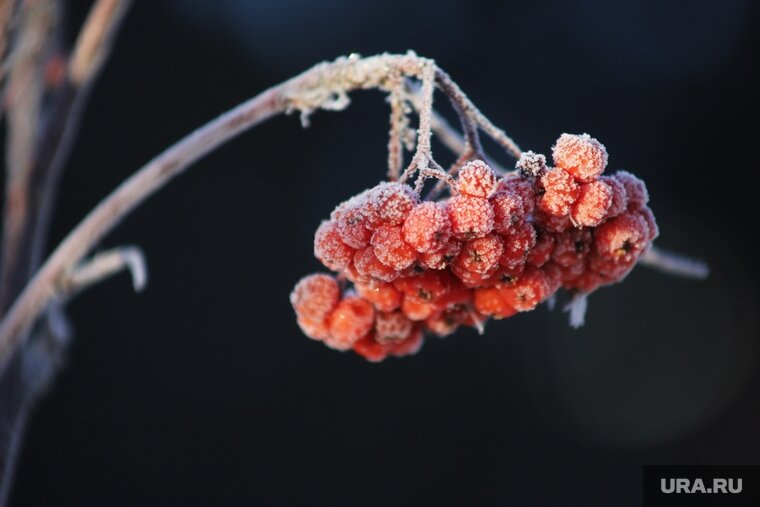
[552,228,592,267]
[455,234,503,274]
[527,231,555,268]
[354,247,398,282]
[614,171,649,210]
[296,315,331,341]
[419,239,463,270]
[371,225,418,270]
[474,287,517,319]
[314,221,354,271]
[499,221,537,268]
[552,133,608,182]
[600,175,628,218]
[401,297,437,321]
[515,150,547,179]
[594,212,649,263]
[402,202,451,253]
[336,205,373,249]
[500,268,553,312]
[457,160,498,198]
[355,280,402,312]
[498,175,536,215]
[369,182,419,225]
[492,190,524,235]
[327,296,375,347]
[447,195,495,240]
[290,273,340,321]
[637,207,659,241]
[393,270,450,303]
[539,168,580,216]
[571,180,613,227]
[374,311,414,344]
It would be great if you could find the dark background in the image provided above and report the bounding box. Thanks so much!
[8,0,760,505]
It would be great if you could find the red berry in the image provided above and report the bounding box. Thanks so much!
[402,202,451,253]
[336,205,373,249]
[369,182,418,225]
[571,180,613,227]
[447,195,495,240]
[551,228,592,267]
[290,273,340,321]
[457,160,498,198]
[374,311,414,344]
[370,225,418,271]
[600,175,628,218]
[489,264,525,287]
[314,221,354,271]
[327,296,375,347]
[355,280,402,312]
[539,168,580,216]
[387,327,424,357]
[473,287,517,319]
[637,206,659,242]
[419,239,463,270]
[564,270,607,293]
[491,190,524,235]
[527,231,555,267]
[614,171,649,210]
[451,262,497,288]
[354,247,398,282]
[534,210,573,233]
[499,268,554,312]
[401,297,437,321]
[393,270,450,303]
[552,133,608,182]
[499,221,537,269]
[352,334,389,362]
[594,212,649,263]
[454,234,504,274]
[497,175,536,215]
[296,315,331,341]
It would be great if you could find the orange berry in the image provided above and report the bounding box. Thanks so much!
[314,220,354,271]
[552,133,608,182]
[355,280,402,312]
[374,311,414,344]
[457,160,498,198]
[454,234,503,274]
[327,296,375,347]
[571,180,613,227]
[539,168,580,217]
[371,225,418,271]
[354,247,398,282]
[290,273,340,321]
[402,202,451,253]
[447,195,494,240]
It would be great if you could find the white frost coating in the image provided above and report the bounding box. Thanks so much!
[563,293,588,329]
[639,245,709,279]
[66,246,148,295]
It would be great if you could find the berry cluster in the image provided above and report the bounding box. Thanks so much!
[291,133,658,361]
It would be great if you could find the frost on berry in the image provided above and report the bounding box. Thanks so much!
[498,175,536,215]
[539,168,580,217]
[355,280,402,312]
[527,231,555,268]
[600,175,628,218]
[401,297,437,321]
[551,229,592,267]
[327,296,375,347]
[455,234,504,275]
[500,268,554,312]
[637,206,659,241]
[515,150,547,179]
[393,270,450,303]
[552,133,608,183]
[419,239,463,270]
[457,160,498,198]
[370,225,418,271]
[314,220,354,271]
[368,181,419,226]
[296,315,331,340]
[499,221,537,269]
[571,180,613,227]
[354,247,398,282]
[402,202,451,253]
[447,195,495,240]
[336,205,373,249]
[614,171,649,210]
[290,273,340,321]
[374,311,414,344]
[491,190,524,235]
[534,211,573,233]
[594,212,649,263]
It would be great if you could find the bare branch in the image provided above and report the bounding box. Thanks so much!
[638,245,709,280]
[386,70,405,180]
[63,245,147,297]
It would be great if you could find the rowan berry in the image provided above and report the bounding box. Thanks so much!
[588,253,636,280]
[419,239,463,270]
[387,327,424,357]
[594,212,649,263]
[491,190,524,235]
[451,262,497,288]
[314,220,354,271]
[551,228,592,267]
[373,311,414,344]
[527,231,555,268]
[425,307,467,337]
[352,334,389,362]
[447,195,495,240]
[552,260,586,282]
[402,202,451,253]
[355,280,402,312]
[571,180,613,227]
[499,268,553,312]
[614,171,649,210]
[564,270,607,293]
[371,225,418,271]
[600,175,628,218]
[336,205,373,249]
[515,150,547,179]
[296,315,331,341]
[497,175,536,215]
[369,181,419,225]
[454,234,504,274]
[457,160,498,198]
[637,206,659,241]
[393,270,450,303]
[552,133,608,183]
[401,297,437,321]
[499,221,537,269]
[539,168,580,216]
[489,264,525,287]
[355,247,397,282]
[534,210,573,233]
[327,296,375,347]
[473,287,517,319]
[290,273,340,322]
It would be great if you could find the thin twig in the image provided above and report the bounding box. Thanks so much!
[63,246,147,296]
[638,245,709,279]
[0,0,21,104]
[386,70,405,180]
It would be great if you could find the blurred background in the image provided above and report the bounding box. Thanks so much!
[8,0,759,505]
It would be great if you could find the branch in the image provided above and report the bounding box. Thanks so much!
[62,245,147,297]
[0,52,522,371]
[638,245,709,279]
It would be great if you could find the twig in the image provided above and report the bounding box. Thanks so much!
[386,70,405,180]
[63,245,147,296]
[638,245,709,279]
[0,0,21,104]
